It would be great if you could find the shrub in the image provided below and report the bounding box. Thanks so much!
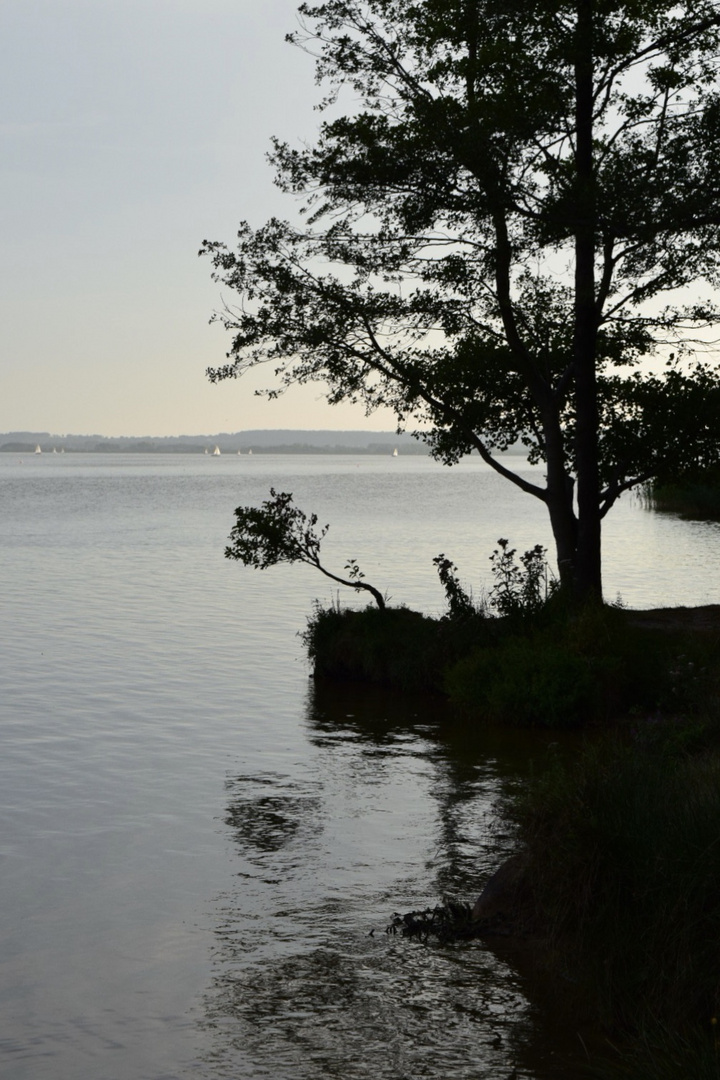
[488,538,559,622]
[305,597,720,728]
[445,634,608,727]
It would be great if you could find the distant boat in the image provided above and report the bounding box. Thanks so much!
[213,445,221,456]
[204,448,209,455]
[248,449,253,456]
[52,448,57,454]
[392,447,398,457]
[35,445,41,455]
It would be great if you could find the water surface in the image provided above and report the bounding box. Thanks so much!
[2,453,718,1079]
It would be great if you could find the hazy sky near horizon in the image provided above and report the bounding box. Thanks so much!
[1,0,400,436]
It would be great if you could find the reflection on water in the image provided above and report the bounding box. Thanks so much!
[201,683,582,1080]
[225,776,323,857]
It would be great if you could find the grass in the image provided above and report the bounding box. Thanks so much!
[508,724,720,1072]
[588,1024,720,1080]
[305,600,720,727]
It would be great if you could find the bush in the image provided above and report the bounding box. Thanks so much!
[445,634,607,727]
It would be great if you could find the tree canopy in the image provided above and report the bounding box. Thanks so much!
[203,0,720,600]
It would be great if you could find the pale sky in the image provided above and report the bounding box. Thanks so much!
[0,0,400,436]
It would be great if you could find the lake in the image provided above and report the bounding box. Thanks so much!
[2,453,719,1079]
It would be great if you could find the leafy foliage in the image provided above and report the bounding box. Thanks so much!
[226,489,326,569]
[648,464,720,520]
[488,539,558,620]
[203,0,720,599]
[226,488,386,608]
[445,634,603,726]
[432,553,477,620]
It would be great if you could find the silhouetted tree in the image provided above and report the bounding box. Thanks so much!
[204,0,720,601]
[226,488,386,608]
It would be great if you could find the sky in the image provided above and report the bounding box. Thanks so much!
[0,0,400,436]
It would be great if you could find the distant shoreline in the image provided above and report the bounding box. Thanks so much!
[1,443,431,456]
[0,429,526,456]
[1,444,430,455]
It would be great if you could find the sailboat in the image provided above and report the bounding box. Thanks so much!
[213,445,221,456]
[34,445,41,455]
[392,447,398,457]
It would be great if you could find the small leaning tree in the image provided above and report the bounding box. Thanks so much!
[203,0,720,602]
[225,488,387,609]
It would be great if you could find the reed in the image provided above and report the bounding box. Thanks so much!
[647,467,720,520]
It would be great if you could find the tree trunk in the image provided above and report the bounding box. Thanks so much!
[542,411,578,592]
[547,482,578,592]
[573,0,603,603]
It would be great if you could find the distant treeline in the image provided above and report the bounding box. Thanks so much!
[0,430,430,455]
[0,430,535,456]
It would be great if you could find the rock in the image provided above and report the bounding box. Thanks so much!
[472,854,531,925]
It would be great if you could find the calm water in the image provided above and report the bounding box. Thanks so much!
[2,453,719,1080]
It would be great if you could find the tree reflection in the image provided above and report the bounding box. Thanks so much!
[306,680,557,897]
[199,681,582,1080]
[224,775,322,857]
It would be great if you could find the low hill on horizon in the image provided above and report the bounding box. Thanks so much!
[0,429,430,454]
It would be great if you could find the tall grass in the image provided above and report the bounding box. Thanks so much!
[589,1024,720,1080]
[302,601,476,691]
[513,731,720,1033]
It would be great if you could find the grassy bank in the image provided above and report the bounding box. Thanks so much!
[510,723,720,1078]
[305,601,720,728]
